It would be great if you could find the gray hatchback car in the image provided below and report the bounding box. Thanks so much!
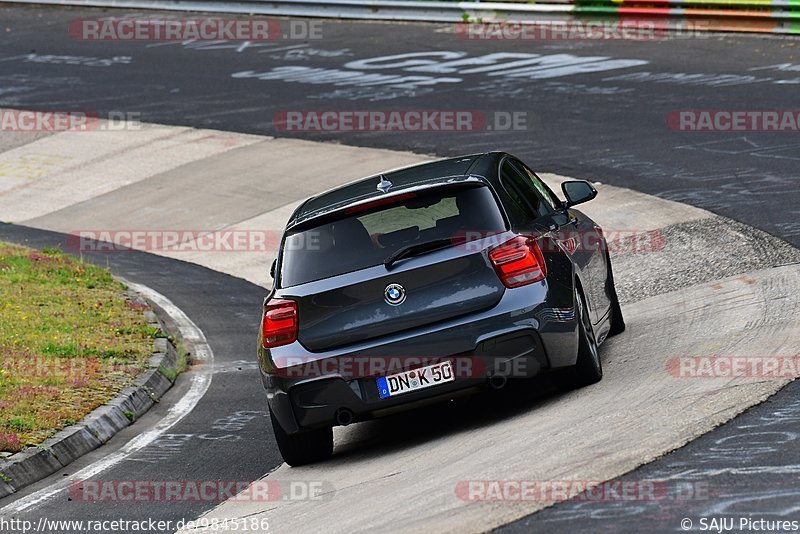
[258,152,624,465]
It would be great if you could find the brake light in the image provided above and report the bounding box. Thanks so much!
[344,193,416,215]
[489,236,547,288]
[261,299,298,348]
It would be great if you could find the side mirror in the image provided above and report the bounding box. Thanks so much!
[269,259,277,279]
[561,180,597,208]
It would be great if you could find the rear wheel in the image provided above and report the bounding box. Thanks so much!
[565,287,603,388]
[270,408,333,467]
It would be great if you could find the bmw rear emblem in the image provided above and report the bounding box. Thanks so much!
[384,283,406,306]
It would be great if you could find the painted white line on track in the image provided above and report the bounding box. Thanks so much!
[0,280,214,515]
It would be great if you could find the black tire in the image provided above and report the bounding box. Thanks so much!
[605,252,626,337]
[565,287,603,388]
[270,408,333,467]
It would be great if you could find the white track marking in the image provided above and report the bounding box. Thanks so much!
[0,280,213,514]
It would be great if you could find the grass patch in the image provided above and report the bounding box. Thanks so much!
[160,341,190,383]
[0,243,157,453]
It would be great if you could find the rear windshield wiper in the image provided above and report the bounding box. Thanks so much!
[384,237,462,269]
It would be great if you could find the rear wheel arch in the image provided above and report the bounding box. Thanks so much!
[570,272,588,346]
[573,272,590,315]
[562,281,603,388]
[603,250,626,336]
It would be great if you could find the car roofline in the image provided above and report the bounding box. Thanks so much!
[285,175,490,232]
[287,153,495,225]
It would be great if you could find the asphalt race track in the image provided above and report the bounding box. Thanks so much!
[1,5,800,533]
[3,7,800,246]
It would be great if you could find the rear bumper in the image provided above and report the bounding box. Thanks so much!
[260,280,579,433]
[264,329,549,432]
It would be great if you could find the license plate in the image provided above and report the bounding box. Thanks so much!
[377,360,455,399]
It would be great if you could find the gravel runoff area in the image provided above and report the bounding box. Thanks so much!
[613,216,800,304]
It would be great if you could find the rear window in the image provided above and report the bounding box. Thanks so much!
[280,186,506,287]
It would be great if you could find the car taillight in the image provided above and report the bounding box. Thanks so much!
[261,299,298,348]
[489,236,547,288]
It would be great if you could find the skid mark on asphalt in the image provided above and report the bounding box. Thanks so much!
[129,411,266,464]
[516,381,800,531]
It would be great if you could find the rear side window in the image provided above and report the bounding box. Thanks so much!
[500,159,554,219]
[281,186,506,287]
[519,164,562,212]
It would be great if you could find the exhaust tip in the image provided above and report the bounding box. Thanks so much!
[488,374,508,390]
[334,408,354,426]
